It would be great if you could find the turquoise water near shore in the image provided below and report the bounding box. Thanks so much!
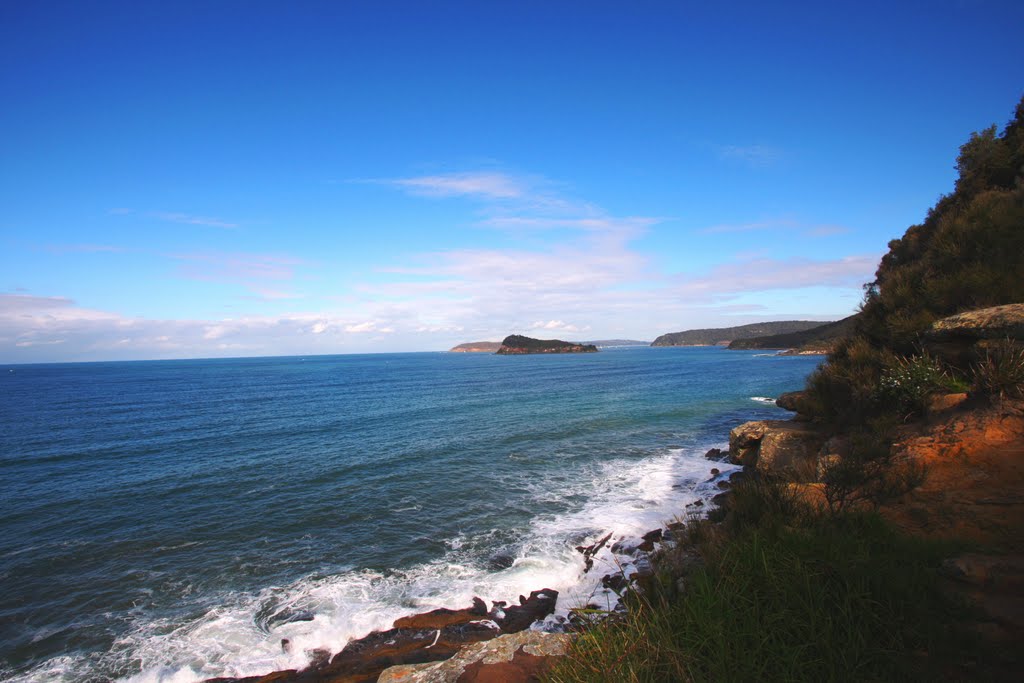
[0,347,820,681]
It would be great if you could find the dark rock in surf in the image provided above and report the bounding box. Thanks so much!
[494,589,559,633]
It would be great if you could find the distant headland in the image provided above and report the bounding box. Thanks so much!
[449,341,503,353]
[650,320,829,347]
[495,335,598,355]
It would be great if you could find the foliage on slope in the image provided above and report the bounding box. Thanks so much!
[808,96,1024,428]
[651,320,828,347]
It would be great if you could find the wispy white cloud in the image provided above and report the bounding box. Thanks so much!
[386,172,525,199]
[530,319,589,334]
[698,219,851,238]
[699,219,798,234]
[44,243,128,254]
[171,251,307,300]
[151,212,239,229]
[674,254,879,296]
[109,208,239,229]
[716,144,784,167]
[804,224,850,237]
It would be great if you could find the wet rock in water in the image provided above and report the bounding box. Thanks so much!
[610,538,642,555]
[601,573,628,592]
[716,479,731,490]
[704,447,726,461]
[322,620,502,682]
[265,608,316,629]
[637,529,663,552]
[575,532,612,573]
[376,631,573,683]
[487,551,516,571]
[392,598,487,630]
[710,467,720,476]
[280,638,291,654]
[306,648,331,669]
[495,589,559,633]
[686,499,704,507]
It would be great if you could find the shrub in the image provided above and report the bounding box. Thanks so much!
[971,339,1024,400]
[548,492,976,683]
[875,353,960,421]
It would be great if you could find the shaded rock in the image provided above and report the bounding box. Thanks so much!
[882,398,1024,548]
[728,421,770,465]
[927,304,1024,341]
[377,631,572,683]
[924,304,1024,369]
[494,589,558,634]
[704,447,726,461]
[321,621,503,683]
[393,598,488,630]
[775,390,815,421]
[755,422,825,482]
[574,532,611,573]
[729,420,824,480]
[927,392,969,417]
[601,573,628,592]
[487,552,516,571]
[610,537,643,555]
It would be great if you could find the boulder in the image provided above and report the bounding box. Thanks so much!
[728,420,824,481]
[728,420,770,465]
[775,390,815,420]
[924,304,1024,368]
[927,304,1024,341]
[756,422,825,482]
[492,589,558,634]
[377,631,572,683]
[704,447,726,461]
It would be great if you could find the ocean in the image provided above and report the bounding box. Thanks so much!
[0,347,820,682]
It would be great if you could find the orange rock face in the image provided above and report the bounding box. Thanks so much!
[883,398,1024,549]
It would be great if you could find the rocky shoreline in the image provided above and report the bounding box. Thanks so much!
[206,459,739,683]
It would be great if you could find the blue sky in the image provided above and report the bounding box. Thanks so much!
[1,0,1022,362]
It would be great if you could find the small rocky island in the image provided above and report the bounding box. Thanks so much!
[495,335,598,355]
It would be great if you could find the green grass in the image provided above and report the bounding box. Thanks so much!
[548,481,983,683]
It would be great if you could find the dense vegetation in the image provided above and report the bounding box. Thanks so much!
[651,321,828,347]
[808,96,1024,429]
[496,335,598,354]
[727,314,857,352]
[549,480,988,683]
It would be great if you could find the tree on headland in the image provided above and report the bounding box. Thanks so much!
[809,95,1024,427]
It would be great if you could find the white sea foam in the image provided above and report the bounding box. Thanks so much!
[12,445,736,683]
[750,396,776,404]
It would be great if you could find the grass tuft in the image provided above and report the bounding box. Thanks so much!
[547,479,982,683]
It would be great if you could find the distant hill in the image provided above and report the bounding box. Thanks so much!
[581,339,649,347]
[651,321,829,347]
[449,341,502,353]
[496,335,598,355]
[727,315,858,353]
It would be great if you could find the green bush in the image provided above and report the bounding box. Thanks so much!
[548,482,978,683]
[971,340,1024,400]
[875,353,961,421]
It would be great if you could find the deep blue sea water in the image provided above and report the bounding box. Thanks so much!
[0,347,820,681]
